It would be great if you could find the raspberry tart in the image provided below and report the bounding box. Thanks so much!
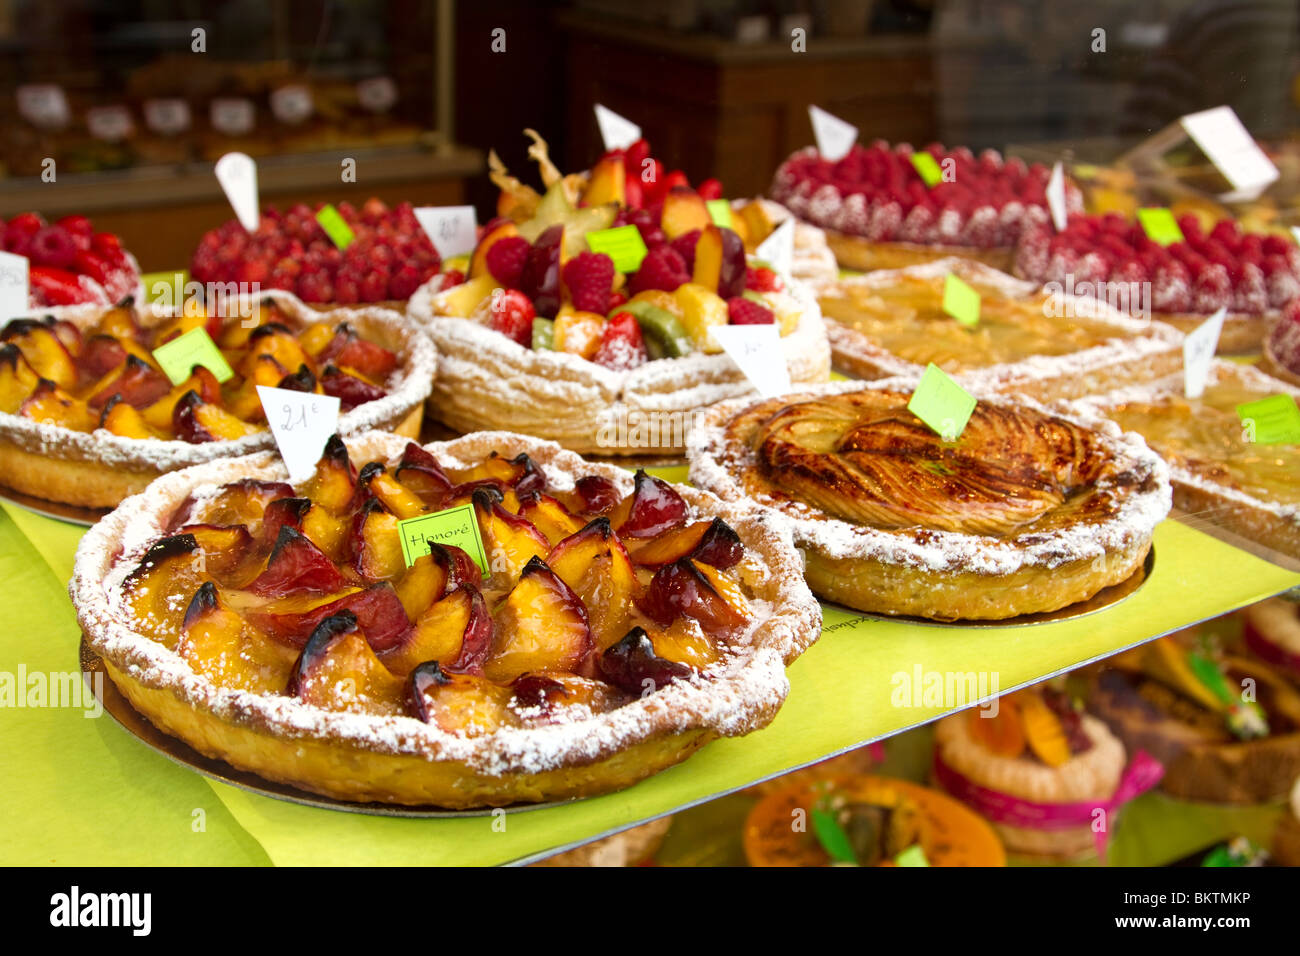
[1263,300,1300,388]
[1080,361,1300,560]
[0,290,433,509]
[3,212,141,307]
[1089,632,1300,804]
[1015,213,1300,353]
[813,258,1183,401]
[932,686,1157,861]
[69,430,821,807]
[770,141,1076,273]
[688,380,1170,621]
[409,132,829,455]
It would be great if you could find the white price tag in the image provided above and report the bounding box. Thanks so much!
[1180,106,1278,201]
[594,104,641,152]
[808,105,858,162]
[1047,161,1068,232]
[211,98,255,136]
[755,218,795,277]
[0,252,30,320]
[414,206,478,259]
[356,76,398,113]
[144,98,191,135]
[710,324,791,399]
[86,105,134,142]
[270,85,313,125]
[214,152,261,234]
[17,84,70,130]
[1183,307,1226,399]
[257,386,341,484]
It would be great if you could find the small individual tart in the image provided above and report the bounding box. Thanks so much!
[70,430,821,807]
[1262,300,1300,388]
[770,141,1075,273]
[688,380,1170,621]
[1080,361,1300,560]
[3,211,142,308]
[1089,633,1300,804]
[1244,598,1300,685]
[744,772,1005,867]
[1014,213,1300,353]
[932,686,1147,861]
[0,290,433,509]
[408,131,829,455]
[813,258,1183,401]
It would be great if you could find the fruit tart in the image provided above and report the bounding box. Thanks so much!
[1262,299,1300,388]
[813,258,1183,401]
[688,380,1170,620]
[770,141,1077,273]
[1015,213,1300,353]
[407,131,830,455]
[1080,361,1300,560]
[2,212,141,308]
[0,289,433,509]
[1088,633,1300,803]
[932,686,1158,861]
[69,430,821,807]
[744,773,1005,867]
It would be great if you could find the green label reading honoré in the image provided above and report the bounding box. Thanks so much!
[397,503,489,573]
[315,204,356,250]
[152,326,234,385]
[1237,394,1300,445]
[908,362,977,442]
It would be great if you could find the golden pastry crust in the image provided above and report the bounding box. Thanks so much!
[688,380,1170,621]
[70,431,823,808]
[0,291,434,508]
[824,230,1015,274]
[1156,311,1275,356]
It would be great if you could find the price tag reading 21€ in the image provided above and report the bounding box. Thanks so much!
[256,386,340,484]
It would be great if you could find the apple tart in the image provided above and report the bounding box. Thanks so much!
[814,259,1184,402]
[688,380,1170,620]
[70,430,821,807]
[0,290,433,509]
[1080,361,1300,560]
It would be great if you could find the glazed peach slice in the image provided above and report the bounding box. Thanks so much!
[1017,691,1071,768]
[317,322,397,380]
[320,365,386,410]
[258,497,312,550]
[2,319,77,389]
[216,300,274,349]
[393,543,481,621]
[454,451,544,496]
[484,556,592,683]
[239,324,312,380]
[647,618,722,670]
[568,475,622,516]
[965,697,1026,759]
[0,344,39,413]
[393,442,454,508]
[300,434,358,515]
[608,470,688,539]
[287,612,404,716]
[407,661,519,736]
[19,379,98,432]
[357,462,426,519]
[224,354,289,422]
[122,534,208,650]
[100,395,166,440]
[641,558,750,634]
[76,334,128,383]
[172,522,257,585]
[178,582,296,693]
[248,526,349,597]
[598,627,694,696]
[169,477,295,530]
[510,672,630,724]
[138,365,221,425]
[94,303,147,345]
[173,390,259,443]
[472,488,549,584]
[351,499,406,582]
[546,518,641,652]
[252,583,410,651]
[627,517,743,569]
[383,583,494,677]
[89,355,172,412]
[518,492,583,546]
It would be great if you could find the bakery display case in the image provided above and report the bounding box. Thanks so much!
[3,0,1300,885]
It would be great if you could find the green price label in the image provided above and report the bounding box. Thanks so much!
[396,503,489,573]
[1237,394,1300,445]
[910,151,944,187]
[894,845,931,867]
[705,199,733,228]
[908,363,977,442]
[316,204,356,250]
[585,224,649,273]
[152,326,234,385]
[942,273,981,328]
[1137,208,1185,247]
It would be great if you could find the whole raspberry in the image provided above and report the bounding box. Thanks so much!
[560,251,615,313]
[485,235,531,287]
[745,266,782,292]
[670,230,701,273]
[726,296,775,325]
[628,246,690,294]
[489,289,536,348]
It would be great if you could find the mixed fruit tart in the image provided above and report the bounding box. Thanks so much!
[1014,212,1300,352]
[2,212,141,308]
[0,289,433,508]
[191,198,441,306]
[770,141,1077,272]
[688,379,1171,621]
[69,430,821,807]
[409,131,829,455]
[1089,631,1300,804]
[813,258,1183,402]
[932,686,1155,861]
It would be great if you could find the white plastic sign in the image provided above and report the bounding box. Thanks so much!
[86,105,133,142]
[211,98,255,136]
[710,325,791,399]
[257,386,341,484]
[755,219,795,277]
[144,98,191,135]
[414,206,478,259]
[808,105,858,162]
[356,76,398,113]
[1047,161,1068,232]
[594,104,641,152]
[1183,307,1226,399]
[1180,106,1278,201]
[270,85,313,125]
[214,152,261,234]
[17,84,70,129]
[0,252,30,320]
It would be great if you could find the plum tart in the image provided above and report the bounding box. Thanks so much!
[1081,361,1300,560]
[0,290,433,509]
[70,430,821,807]
[813,259,1183,401]
[688,380,1170,620]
